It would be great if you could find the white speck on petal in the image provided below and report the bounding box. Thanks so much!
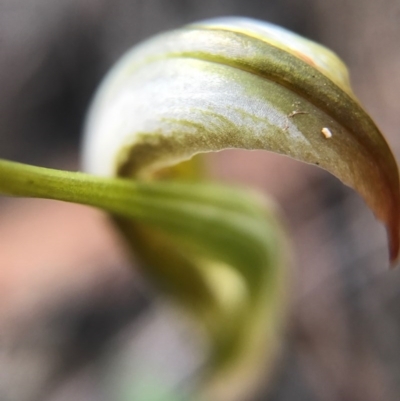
[321,127,332,139]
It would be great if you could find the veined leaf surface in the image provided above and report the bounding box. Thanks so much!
[84,17,400,263]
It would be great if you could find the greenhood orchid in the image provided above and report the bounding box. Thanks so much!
[0,16,399,401]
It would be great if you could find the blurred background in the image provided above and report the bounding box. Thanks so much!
[1,1,400,400]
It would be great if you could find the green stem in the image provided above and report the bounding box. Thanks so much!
[0,158,142,213]
[0,158,273,275]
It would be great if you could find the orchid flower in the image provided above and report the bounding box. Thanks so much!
[0,17,398,401]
